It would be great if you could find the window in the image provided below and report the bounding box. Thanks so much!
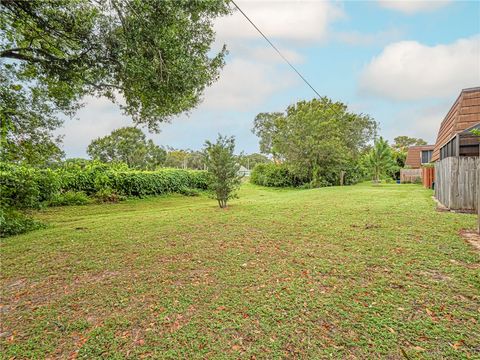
[421,150,432,164]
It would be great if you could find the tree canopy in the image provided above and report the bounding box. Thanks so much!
[87,127,166,169]
[1,0,230,130]
[392,136,428,152]
[252,98,377,183]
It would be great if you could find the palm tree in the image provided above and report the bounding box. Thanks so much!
[365,137,397,184]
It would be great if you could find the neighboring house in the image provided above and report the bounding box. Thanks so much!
[238,165,251,177]
[432,87,480,161]
[433,87,480,212]
[405,145,435,168]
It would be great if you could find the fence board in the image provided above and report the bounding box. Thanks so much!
[434,156,479,211]
[400,169,422,183]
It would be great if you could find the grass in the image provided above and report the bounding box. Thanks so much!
[1,182,479,359]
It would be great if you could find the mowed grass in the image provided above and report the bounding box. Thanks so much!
[1,183,479,359]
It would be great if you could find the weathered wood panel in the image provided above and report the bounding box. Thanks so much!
[435,157,479,211]
[400,169,422,183]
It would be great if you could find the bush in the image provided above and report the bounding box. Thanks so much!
[0,208,45,238]
[0,163,60,209]
[251,163,306,187]
[94,188,123,203]
[49,191,91,206]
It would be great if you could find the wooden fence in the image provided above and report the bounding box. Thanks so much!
[435,156,479,211]
[400,168,422,183]
[422,167,435,189]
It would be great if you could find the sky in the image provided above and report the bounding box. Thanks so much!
[59,0,480,158]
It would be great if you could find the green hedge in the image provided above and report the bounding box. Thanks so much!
[0,163,209,237]
[250,162,366,188]
[1,164,208,207]
[250,163,306,187]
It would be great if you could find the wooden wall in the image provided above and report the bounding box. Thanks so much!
[405,145,434,168]
[432,88,480,161]
[400,169,422,183]
[435,157,479,211]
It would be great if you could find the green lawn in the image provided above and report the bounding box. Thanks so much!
[1,183,479,359]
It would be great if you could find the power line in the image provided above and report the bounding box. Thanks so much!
[230,0,322,98]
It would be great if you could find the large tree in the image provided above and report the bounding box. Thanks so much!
[1,0,230,128]
[87,127,166,169]
[1,0,230,163]
[252,98,377,184]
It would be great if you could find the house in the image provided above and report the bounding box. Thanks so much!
[433,87,480,212]
[432,87,480,161]
[405,145,435,168]
[237,165,251,177]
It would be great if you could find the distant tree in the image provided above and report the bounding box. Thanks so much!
[252,112,284,160]
[238,153,270,170]
[364,137,398,183]
[186,151,206,170]
[252,98,377,185]
[203,135,242,209]
[392,136,427,152]
[164,149,189,169]
[87,127,166,169]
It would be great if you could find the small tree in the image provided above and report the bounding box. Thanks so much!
[364,137,398,184]
[203,135,242,209]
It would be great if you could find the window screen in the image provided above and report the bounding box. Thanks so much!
[421,150,432,164]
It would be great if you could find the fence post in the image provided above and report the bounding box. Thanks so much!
[477,163,479,234]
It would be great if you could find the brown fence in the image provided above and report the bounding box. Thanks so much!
[435,157,479,211]
[400,169,422,183]
[422,167,435,189]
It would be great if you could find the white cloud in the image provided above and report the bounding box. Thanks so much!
[57,96,133,157]
[335,28,404,46]
[359,36,480,101]
[378,0,451,14]
[202,58,298,110]
[385,101,452,143]
[215,0,344,43]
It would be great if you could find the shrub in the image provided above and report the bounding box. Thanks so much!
[94,188,123,203]
[251,163,306,187]
[49,191,91,206]
[0,163,60,209]
[178,187,200,197]
[0,208,46,238]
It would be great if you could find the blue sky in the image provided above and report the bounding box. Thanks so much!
[60,0,480,157]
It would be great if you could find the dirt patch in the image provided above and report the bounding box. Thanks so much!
[459,229,480,251]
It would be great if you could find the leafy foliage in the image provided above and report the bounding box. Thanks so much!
[392,136,428,152]
[87,127,166,169]
[0,0,231,130]
[250,163,306,187]
[363,137,398,183]
[0,68,65,166]
[48,191,91,207]
[252,98,377,186]
[237,153,270,170]
[0,161,209,236]
[0,208,45,238]
[203,135,242,208]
